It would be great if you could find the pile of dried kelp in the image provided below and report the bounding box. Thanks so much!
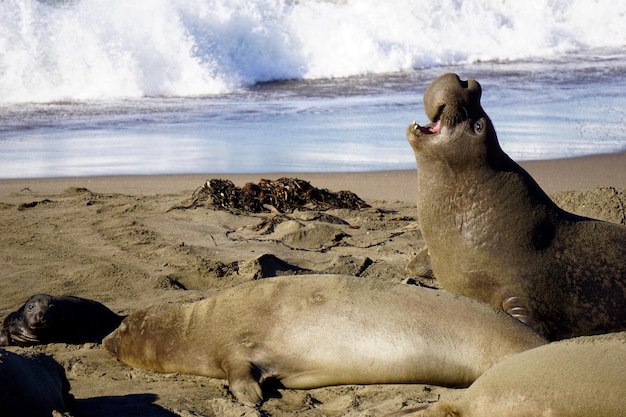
[176,177,369,213]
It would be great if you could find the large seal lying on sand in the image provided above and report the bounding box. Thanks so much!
[389,331,626,417]
[103,274,546,406]
[0,294,124,346]
[0,350,72,417]
[407,73,626,340]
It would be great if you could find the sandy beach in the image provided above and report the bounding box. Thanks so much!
[1,152,625,417]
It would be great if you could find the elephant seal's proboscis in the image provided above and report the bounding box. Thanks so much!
[407,73,626,340]
[103,274,546,406]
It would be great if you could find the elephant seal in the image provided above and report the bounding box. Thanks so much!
[406,73,626,340]
[0,294,124,346]
[388,332,626,417]
[0,350,73,416]
[103,274,546,406]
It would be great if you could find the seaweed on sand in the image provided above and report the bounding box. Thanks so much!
[172,177,369,213]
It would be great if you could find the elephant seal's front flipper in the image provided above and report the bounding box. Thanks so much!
[225,359,265,406]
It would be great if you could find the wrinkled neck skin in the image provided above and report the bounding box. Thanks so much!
[414,128,560,305]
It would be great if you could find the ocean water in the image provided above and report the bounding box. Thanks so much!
[1,0,625,179]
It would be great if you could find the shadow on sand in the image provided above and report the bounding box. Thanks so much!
[72,394,178,417]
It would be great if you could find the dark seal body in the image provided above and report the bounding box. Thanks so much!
[406,73,626,340]
[103,274,546,406]
[0,350,72,417]
[0,294,124,346]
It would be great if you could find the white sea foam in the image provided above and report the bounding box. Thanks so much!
[1,0,625,103]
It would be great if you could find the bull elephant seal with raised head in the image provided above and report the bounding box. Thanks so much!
[406,73,626,340]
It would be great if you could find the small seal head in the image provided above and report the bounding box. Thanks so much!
[1,294,124,346]
[0,296,53,346]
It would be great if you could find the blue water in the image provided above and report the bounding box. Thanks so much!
[1,1,625,179]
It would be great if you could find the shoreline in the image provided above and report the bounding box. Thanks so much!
[1,151,625,203]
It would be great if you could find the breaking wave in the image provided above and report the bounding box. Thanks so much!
[1,0,625,103]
